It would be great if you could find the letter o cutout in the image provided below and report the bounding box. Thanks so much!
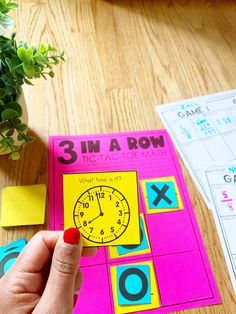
[0,252,19,278]
[119,267,148,301]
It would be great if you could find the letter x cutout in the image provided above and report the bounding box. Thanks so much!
[151,184,172,206]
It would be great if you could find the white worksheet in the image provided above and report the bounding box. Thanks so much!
[205,164,236,294]
[156,89,236,206]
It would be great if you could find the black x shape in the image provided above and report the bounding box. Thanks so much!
[151,184,172,206]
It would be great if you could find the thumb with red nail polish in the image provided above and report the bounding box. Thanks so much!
[33,228,82,314]
[64,227,81,245]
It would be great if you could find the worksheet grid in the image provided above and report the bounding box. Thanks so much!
[160,105,236,203]
[168,106,236,154]
[211,182,236,272]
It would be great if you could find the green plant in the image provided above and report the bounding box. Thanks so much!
[0,0,64,160]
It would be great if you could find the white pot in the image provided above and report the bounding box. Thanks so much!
[0,91,28,156]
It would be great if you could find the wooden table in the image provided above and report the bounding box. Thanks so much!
[1,0,236,312]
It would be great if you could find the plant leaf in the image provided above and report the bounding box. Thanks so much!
[25,135,35,143]
[0,79,5,88]
[0,88,6,99]
[39,43,47,53]
[48,71,54,78]
[5,101,22,116]
[11,151,20,160]
[6,128,14,136]
[7,2,19,10]
[16,123,27,132]
[23,63,35,77]
[0,14,14,29]
[5,58,13,72]
[0,120,11,132]
[0,1,8,14]
[17,132,26,141]
[34,54,47,66]
[23,77,33,85]
[1,108,19,120]
[17,47,33,63]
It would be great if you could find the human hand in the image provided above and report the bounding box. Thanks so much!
[0,228,97,314]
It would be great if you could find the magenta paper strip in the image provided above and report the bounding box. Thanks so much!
[49,130,220,313]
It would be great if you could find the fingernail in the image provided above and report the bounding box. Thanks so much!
[63,228,80,245]
[73,294,78,307]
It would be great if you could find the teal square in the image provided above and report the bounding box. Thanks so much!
[117,217,149,255]
[145,181,178,209]
[0,238,26,278]
[117,264,151,305]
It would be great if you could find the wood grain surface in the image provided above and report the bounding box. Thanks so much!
[1,0,236,313]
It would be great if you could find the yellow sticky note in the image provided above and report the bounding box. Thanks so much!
[141,176,184,214]
[63,171,140,247]
[110,260,160,314]
[0,184,47,227]
[109,214,151,259]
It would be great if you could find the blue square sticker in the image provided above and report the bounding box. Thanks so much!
[117,264,151,305]
[146,181,178,209]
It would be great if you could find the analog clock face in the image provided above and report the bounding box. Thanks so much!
[73,185,130,244]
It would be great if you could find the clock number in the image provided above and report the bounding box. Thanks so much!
[96,192,105,198]
[100,229,104,235]
[118,210,122,216]
[109,195,112,201]
[83,221,87,226]
[110,226,114,233]
[79,212,84,217]
[58,140,77,164]
[89,195,94,201]
[117,219,121,224]
[90,227,94,233]
[116,201,120,207]
[83,202,89,208]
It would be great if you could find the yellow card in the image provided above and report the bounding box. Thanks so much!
[141,176,184,214]
[63,171,140,247]
[0,184,47,227]
[110,260,160,313]
[109,214,151,259]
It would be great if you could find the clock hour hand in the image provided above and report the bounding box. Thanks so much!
[88,212,103,224]
[96,193,104,215]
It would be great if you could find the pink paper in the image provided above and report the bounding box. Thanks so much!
[49,130,220,313]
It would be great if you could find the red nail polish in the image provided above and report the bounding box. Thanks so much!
[63,228,80,245]
[73,294,78,307]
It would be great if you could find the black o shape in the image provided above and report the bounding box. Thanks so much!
[0,252,20,278]
[119,267,148,301]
